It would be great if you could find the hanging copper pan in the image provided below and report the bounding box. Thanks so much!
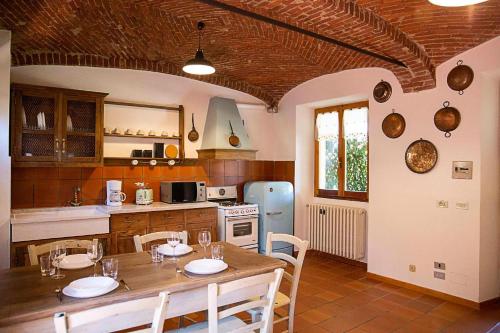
[382,109,406,139]
[434,101,461,138]
[405,139,438,174]
[447,60,474,95]
[373,80,392,103]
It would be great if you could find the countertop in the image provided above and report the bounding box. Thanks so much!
[11,201,219,222]
[103,201,219,214]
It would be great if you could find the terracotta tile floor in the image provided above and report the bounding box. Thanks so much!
[164,253,500,333]
[275,254,500,333]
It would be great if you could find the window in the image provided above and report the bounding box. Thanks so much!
[314,101,368,201]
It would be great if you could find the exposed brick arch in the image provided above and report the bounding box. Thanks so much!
[1,0,499,104]
[10,51,277,105]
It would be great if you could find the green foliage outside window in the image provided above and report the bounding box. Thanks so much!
[323,137,367,192]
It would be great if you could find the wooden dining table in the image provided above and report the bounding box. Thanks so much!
[0,242,286,333]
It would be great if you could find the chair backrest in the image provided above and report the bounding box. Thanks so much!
[133,230,188,253]
[207,268,284,333]
[265,232,309,310]
[53,291,169,333]
[28,239,98,266]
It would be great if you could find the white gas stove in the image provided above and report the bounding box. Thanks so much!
[207,186,259,252]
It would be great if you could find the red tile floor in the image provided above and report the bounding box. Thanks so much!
[165,253,500,333]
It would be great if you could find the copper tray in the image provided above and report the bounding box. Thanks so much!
[382,110,406,138]
[434,101,461,138]
[447,60,474,95]
[405,139,438,174]
[373,80,392,103]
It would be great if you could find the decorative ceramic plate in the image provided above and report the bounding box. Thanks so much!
[405,139,438,174]
[165,144,178,159]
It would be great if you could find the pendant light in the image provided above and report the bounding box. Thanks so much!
[428,0,488,6]
[183,21,215,75]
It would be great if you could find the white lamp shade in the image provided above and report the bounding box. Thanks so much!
[428,0,488,6]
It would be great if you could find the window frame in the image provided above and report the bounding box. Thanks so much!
[314,101,369,202]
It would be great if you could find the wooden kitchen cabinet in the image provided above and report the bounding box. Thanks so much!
[109,208,218,253]
[186,221,217,246]
[110,213,149,254]
[10,84,107,167]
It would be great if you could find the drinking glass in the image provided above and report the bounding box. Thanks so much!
[50,243,66,280]
[102,258,118,280]
[166,231,180,261]
[86,242,103,277]
[39,255,52,277]
[198,230,211,258]
[151,244,163,263]
[211,244,224,260]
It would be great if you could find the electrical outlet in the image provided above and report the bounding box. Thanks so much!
[437,200,448,208]
[434,271,446,280]
[409,264,416,272]
[434,262,446,270]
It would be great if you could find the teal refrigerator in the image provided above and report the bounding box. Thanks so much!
[244,181,294,255]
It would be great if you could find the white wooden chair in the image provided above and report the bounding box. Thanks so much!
[169,268,284,333]
[27,238,98,266]
[134,231,188,253]
[249,232,309,333]
[53,291,169,333]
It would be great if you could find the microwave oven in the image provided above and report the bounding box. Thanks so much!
[160,181,207,203]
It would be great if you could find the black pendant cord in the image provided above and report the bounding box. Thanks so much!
[196,0,407,68]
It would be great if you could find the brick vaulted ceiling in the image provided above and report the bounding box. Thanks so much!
[0,1,499,105]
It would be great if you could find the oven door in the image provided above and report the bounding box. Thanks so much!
[225,215,258,247]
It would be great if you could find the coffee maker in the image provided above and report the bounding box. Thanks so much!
[106,180,126,206]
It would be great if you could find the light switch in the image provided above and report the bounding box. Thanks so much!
[456,202,469,210]
[437,200,448,208]
[452,161,473,179]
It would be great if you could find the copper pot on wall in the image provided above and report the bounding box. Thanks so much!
[434,101,461,138]
[447,60,474,95]
[373,80,392,103]
[382,109,406,139]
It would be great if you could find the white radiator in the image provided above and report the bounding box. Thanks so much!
[307,204,366,260]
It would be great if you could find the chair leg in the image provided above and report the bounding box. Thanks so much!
[288,304,294,333]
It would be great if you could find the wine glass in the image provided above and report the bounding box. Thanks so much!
[166,231,180,261]
[198,230,211,259]
[86,242,103,277]
[50,243,66,280]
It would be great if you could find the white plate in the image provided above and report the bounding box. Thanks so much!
[158,243,193,257]
[57,254,93,270]
[63,277,118,298]
[184,259,228,275]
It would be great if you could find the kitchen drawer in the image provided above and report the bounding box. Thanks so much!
[111,213,149,232]
[149,210,185,227]
[185,208,217,223]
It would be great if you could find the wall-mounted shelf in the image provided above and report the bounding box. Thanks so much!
[104,157,183,166]
[103,100,185,163]
[104,133,181,140]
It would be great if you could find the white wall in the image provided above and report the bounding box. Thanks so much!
[10,66,277,160]
[479,73,500,301]
[277,37,500,302]
[0,31,11,269]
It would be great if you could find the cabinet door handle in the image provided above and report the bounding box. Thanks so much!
[266,212,282,216]
[62,139,66,155]
[55,139,59,153]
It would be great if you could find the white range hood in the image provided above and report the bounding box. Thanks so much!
[198,96,257,160]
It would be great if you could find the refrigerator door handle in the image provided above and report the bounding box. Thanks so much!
[266,211,283,216]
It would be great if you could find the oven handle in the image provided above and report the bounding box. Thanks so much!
[266,211,282,216]
[226,215,259,222]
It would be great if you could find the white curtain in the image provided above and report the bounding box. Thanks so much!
[316,111,338,141]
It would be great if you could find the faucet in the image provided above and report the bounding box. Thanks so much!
[69,187,82,207]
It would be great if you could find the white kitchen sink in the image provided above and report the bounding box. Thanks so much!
[11,206,110,242]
